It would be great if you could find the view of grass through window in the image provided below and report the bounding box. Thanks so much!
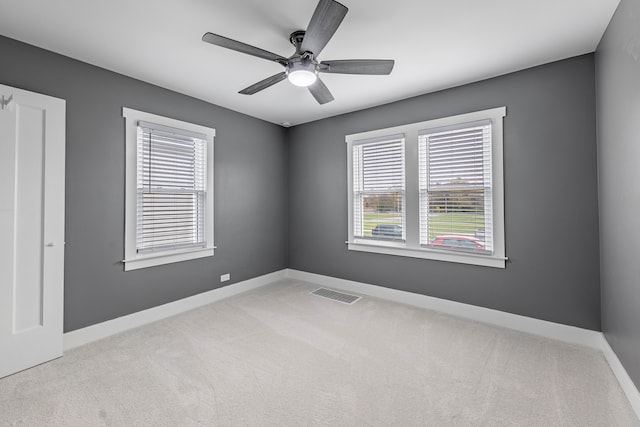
[362,194,486,244]
[363,194,403,237]
[424,189,486,245]
[364,213,485,239]
[426,212,485,241]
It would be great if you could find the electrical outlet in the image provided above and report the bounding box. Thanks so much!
[220,273,230,282]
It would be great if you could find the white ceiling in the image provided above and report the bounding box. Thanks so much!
[0,0,620,126]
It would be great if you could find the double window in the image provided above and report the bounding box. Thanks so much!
[347,107,506,268]
[123,108,215,271]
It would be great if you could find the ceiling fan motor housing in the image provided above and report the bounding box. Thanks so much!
[287,55,319,87]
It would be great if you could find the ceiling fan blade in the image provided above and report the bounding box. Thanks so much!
[308,78,334,104]
[300,0,348,57]
[239,72,287,95]
[319,59,395,75]
[202,32,288,65]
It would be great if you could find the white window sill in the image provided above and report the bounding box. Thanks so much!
[347,241,506,269]
[123,247,215,271]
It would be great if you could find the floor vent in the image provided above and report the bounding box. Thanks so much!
[311,288,361,305]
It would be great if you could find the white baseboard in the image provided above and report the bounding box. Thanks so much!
[285,269,640,421]
[62,267,639,421]
[286,269,603,349]
[601,336,640,419]
[63,269,286,351]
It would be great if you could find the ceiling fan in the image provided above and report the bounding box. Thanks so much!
[202,0,395,105]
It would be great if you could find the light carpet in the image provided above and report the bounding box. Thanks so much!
[1,279,638,426]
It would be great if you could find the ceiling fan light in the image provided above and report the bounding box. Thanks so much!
[288,69,317,87]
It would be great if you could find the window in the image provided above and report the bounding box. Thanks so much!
[123,108,215,271]
[346,107,506,268]
[352,136,405,243]
[419,121,493,254]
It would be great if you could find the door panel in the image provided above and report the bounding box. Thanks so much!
[0,84,65,378]
[14,104,45,332]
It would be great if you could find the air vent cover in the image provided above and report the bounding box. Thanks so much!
[311,288,361,305]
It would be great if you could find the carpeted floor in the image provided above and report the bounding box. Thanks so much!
[1,279,638,426]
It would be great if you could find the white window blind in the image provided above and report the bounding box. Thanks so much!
[419,120,493,254]
[136,121,207,253]
[353,136,405,241]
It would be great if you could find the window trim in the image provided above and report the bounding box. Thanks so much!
[122,107,215,271]
[346,107,506,268]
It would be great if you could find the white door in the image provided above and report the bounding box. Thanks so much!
[0,84,65,378]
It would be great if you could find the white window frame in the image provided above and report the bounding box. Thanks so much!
[122,108,215,271]
[346,107,506,268]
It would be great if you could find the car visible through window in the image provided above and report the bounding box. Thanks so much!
[372,224,403,239]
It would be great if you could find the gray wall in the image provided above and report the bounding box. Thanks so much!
[0,36,289,332]
[596,0,640,389]
[289,54,601,330]
[0,34,605,335]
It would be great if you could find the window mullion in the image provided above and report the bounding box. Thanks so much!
[404,129,420,248]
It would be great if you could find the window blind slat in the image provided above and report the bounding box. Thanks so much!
[138,120,207,141]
